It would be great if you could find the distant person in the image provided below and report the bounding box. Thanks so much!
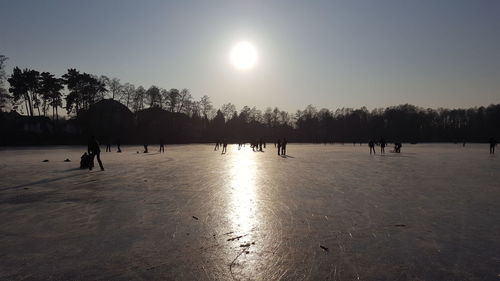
[159,138,165,153]
[368,140,376,154]
[88,136,104,171]
[144,144,149,153]
[489,137,497,154]
[380,138,387,154]
[214,140,220,151]
[222,142,228,154]
[282,138,288,155]
[277,139,282,155]
[116,139,122,153]
[259,139,263,152]
[105,140,111,152]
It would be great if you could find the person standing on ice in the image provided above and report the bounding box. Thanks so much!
[282,138,287,155]
[380,138,387,154]
[105,139,111,152]
[159,138,165,153]
[221,141,228,154]
[368,140,376,154]
[277,139,282,155]
[116,139,122,153]
[88,136,104,171]
[489,137,497,154]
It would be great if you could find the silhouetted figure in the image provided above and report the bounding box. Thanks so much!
[394,142,402,153]
[214,140,220,151]
[80,152,90,169]
[277,139,282,155]
[489,137,497,154]
[88,136,104,171]
[282,138,287,155]
[144,144,149,153]
[259,139,263,152]
[222,142,228,154]
[105,141,111,152]
[368,140,376,154]
[159,138,165,153]
[117,139,122,153]
[380,138,387,154]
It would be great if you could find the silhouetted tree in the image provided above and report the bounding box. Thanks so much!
[8,67,41,116]
[39,72,64,119]
[221,103,236,121]
[106,77,122,100]
[146,85,162,108]
[131,85,146,112]
[62,69,106,115]
[120,83,135,109]
[166,88,179,112]
[177,88,192,113]
[199,95,213,119]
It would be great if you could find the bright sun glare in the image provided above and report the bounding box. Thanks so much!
[230,41,257,70]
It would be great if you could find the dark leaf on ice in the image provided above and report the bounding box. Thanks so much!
[320,245,329,252]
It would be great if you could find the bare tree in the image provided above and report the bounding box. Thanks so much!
[199,95,213,119]
[263,107,273,127]
[146,86,161,108]
[221,103,237,121]
[98,75,110,100]
[176,88,192,113]
[120,83,135,109]
[106,77,122,100]
[166,88,179,112]
[132,85,146,112]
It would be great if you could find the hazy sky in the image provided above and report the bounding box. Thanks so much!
[1,0,499,111]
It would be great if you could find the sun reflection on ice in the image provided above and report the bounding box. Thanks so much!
[229,149,258,235]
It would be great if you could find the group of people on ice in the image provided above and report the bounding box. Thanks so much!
[214,140,228,154]
[214,139,287,155]
[276,139,288,156]
[368,138,402,154]
[80,135,498,171]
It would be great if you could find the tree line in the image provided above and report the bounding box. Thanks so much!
[0,55,499,143]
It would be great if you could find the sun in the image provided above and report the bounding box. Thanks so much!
[230,41,258,70]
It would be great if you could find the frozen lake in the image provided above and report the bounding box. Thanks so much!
[0,144,499,280]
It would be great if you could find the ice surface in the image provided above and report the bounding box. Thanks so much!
[0,144,499,280]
